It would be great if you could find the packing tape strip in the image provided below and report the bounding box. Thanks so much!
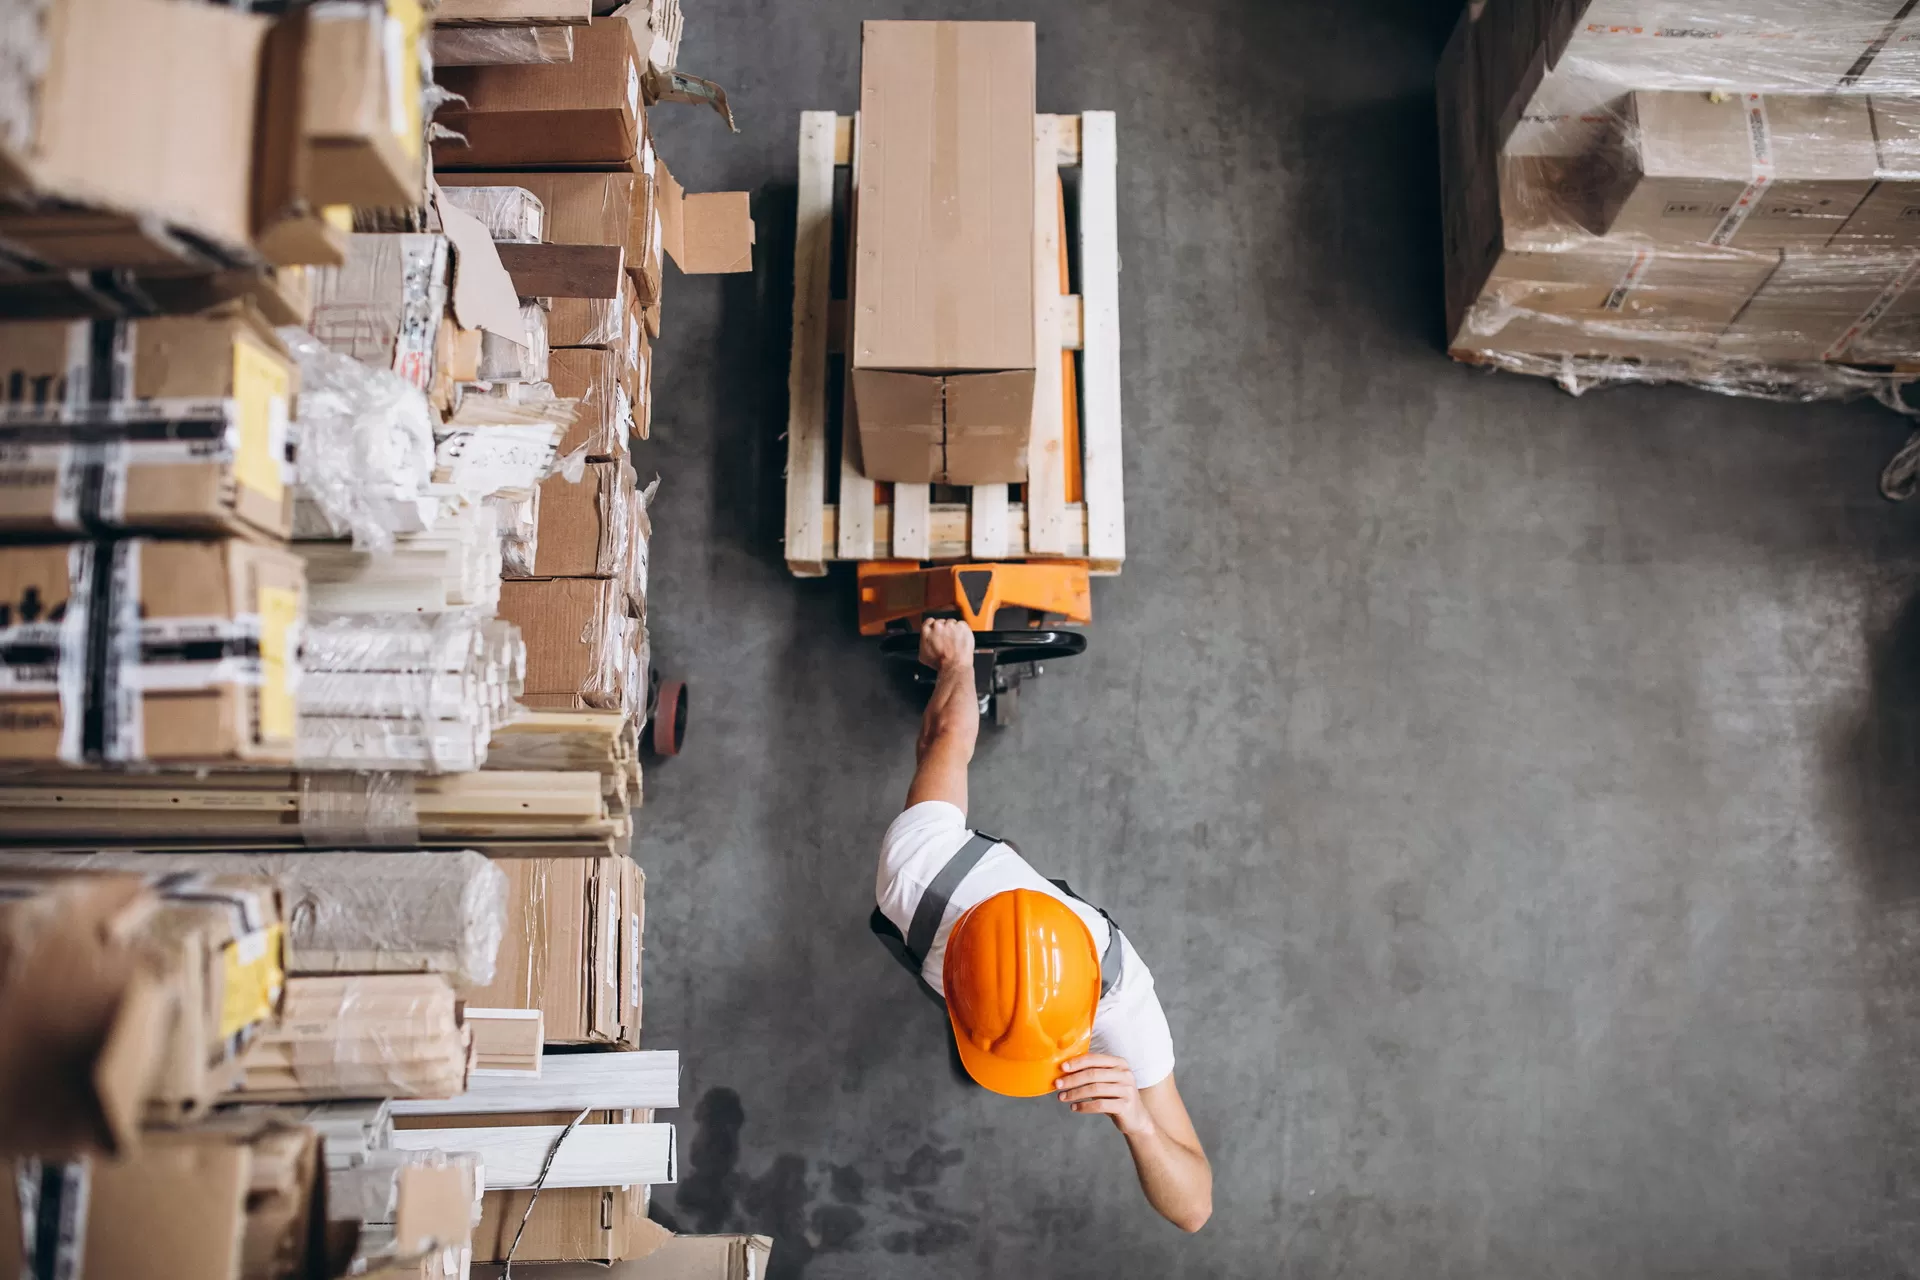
[16,1157,89,1280]
[1825,252,1920,361]
[298,771,422,850]
[1707,93,1776,249]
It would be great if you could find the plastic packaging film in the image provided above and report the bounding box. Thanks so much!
[298,614,523,773]
[477,302,550,383]
[432,23,575,67]
[225,973,468,1102]
[434,186,546,244]
[298,771,422,849]
[280,327,438,552]
[0,849,508,988]
[1443,0,1920,406]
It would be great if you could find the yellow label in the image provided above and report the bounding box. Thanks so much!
[220,922,286,1039]
[387,0,425,161]
[322,204,354,233]
[257,585,299,743]
[232,340,290,505]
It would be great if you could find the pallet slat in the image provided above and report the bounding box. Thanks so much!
[837,111,876,562]
[1025,113,1069,557]
[1079,111,1126,569]
[785,110,837,577]
[786,110,1123,576]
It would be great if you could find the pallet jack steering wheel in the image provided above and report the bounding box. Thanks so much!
[881,629,1088,726]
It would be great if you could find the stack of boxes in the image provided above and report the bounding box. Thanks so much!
[0,0,767,1274]
[1441,0,1920,393]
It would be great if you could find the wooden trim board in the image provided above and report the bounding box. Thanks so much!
[390,1050,679,1116]
[391,1123,676,1189]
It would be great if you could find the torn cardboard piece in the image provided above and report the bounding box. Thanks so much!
[656,160,754,275]
[435,185,533,348]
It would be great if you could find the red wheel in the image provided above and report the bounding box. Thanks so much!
[649,679,687,757]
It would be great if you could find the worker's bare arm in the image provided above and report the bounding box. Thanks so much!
[1055,1056,1212,1232]
[906,620,979,813]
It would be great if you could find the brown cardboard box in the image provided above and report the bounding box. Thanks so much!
[310,234,450,391]
[1604,92,1880,251]
[0,538,305,766]
[0,305,296,539]
[549,347,633,457]
[435,20,645,171]
[850,20,1035,485]
[1718,249,1920,363]
[1832,97,1920,247]
[656,161,754,276]
[0,0,267,262]
[304,1,427,209]
[614,1236,774,1279]
[1453,239,1781,363]
[473,1184,658,1264]
[0,867,287,1132]
[0,1118,326,1280]
[0,874,173,1160]
[523,460,633,578]
[252,10,349,269]
[440,170,663,308]
[500,576,637,712]
[455,855,636,1044]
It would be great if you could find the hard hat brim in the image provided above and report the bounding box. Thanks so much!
[949,1017,1090,1099]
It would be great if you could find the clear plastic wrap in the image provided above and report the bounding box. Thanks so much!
[281,328,438,553]
[548,346,631,457]
[494,487,539,578]
[0,849,508,987]
[432,22,574,67]
[434,184,546,243]
[1442,0,1920,406]
[298,771,422,849]
[308,234,450,392]
[477,301,550,382]
[497,574,638,712]
[225,973,469,1103]
[298,613,525,774]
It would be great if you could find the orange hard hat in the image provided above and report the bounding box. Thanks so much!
[943,888,1101,1098]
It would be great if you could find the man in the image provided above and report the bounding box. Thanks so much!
[871,619,1213,1233]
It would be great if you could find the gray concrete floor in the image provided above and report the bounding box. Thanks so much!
[636,2,1920,1275]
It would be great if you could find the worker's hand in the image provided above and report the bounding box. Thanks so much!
[1055,1054,1155,1138]
[918,618,975,675]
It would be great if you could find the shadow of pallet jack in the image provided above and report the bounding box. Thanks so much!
[857,560,1091,726]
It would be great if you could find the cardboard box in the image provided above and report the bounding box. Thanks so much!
[1832,96,1920,247]
[435,20,646,170]
[305,0,427,208]
[521,460,634,578]
[0,0,267,262]
[549,346,633,457]
[310,234,451,390]
[1603,92,1880,251]
[252,10,349,269]
[1454,238,1780,363]
[0,873,173,1159]
[1718,249,1920,362]
[0,538,305,766]
[437,185,548,243]
[0,305,296,539]
[499,576,637,713]
[455,855,637,1045]
[850,20,1035,485]
[0,867,287,1133]
[0,1117,326,1280]
[439,169,663,307]
[473,1185,656,1264]
[657,160,754,276]
[469,1232,772,1278]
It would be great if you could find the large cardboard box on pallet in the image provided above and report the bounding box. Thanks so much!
[850,20,1036,486]
[0,304,295,540]
[434,20,646,170]
[1833,97,1920,247]
[0,538,304,766]
[1601,92,1880,251]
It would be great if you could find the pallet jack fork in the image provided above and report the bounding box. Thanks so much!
[858,560,1093,725]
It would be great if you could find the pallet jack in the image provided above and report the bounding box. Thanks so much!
[857,560,1092,725]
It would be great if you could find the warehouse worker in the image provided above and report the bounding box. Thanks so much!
[871,619,1213,1233]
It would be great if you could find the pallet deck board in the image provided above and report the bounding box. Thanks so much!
[785,109,1125,577]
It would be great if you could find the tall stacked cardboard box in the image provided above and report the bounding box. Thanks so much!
[1441,0,1920,395]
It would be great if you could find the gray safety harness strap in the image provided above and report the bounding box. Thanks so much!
[877,831,1126,999]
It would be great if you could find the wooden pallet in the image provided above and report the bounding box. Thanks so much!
[784,111,1125,577]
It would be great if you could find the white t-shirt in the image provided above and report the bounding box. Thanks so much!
[875,801,1177,1089]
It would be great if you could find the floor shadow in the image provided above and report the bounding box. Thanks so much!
[1826,586,1920,904]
